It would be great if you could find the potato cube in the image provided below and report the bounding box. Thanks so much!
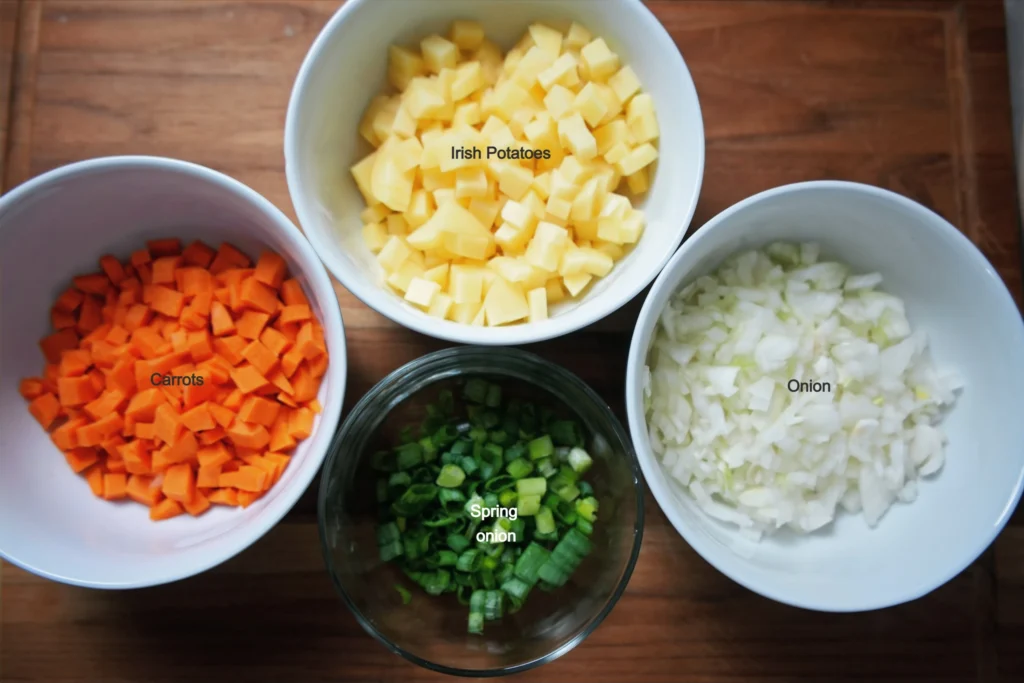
[570,177,603,222]
[474,40,503,84]
[361,204,392,224]
[358,95,390,147]
[627,93,660,143]
[501,198,538,232]
[531,171,551,200]
[369,98,400,144]
[386,214,409,236]
[403,77,447,119]
[452,61,484,101]
[594,118,630,155]
[564,246,614,277]
[600,192,632,219]
[404,277,441,307]
[350,151,379,205]
[527,287,548,321]
[486,80,531,121]
[423,263,450,288]
[421,34,459,73]
[418,129,446,169]
[523,112,558,149]
[557,113,598,161]
[545,278,567,303]
[543,85,576,120]
[524,221,569,272]
[404,190,434,229]
[453,100,482,126]
[626,167,648,194]
[593,83,623,123]
[449,266,484,304]
[455,167,489,199]
[594,241,625,260]
[522,190,547,219]
[558,155,588,184]
[488,256,532,283]
[494,222,532,253]
[537,52,579,91]
[468,196,504,228]
[604,141,630,165]
[439,124,486,172]
[451,301,481,324]
[362,222,389,253]
[450,20,485,50]
[371,154,415,211]
[512,46,556,89]
[432,188,456,207]
[562,271,592,297]
[471,306,487,326]
[608,65,641,103]
[545,195,572,220]
[574,82,609,127]
[444,232,493,260]
[565,22,592,50]
[389,45,426,91]
[528,23,563,57]
[386,260,425,292]
[483,277,530,326]
[619,209,644,243]
[428,292,454,319]
[377,235,413,272]
[616,142,658,176]
[495,162,534,201]
[390,105,416,138]
[580,38,619,81]
[391,136,424,172]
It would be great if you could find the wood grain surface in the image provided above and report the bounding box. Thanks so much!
[1,1,1022,681]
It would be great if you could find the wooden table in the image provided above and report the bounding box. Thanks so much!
[1,1,1022,681]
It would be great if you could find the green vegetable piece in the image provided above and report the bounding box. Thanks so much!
[468,611,484,635]
[575,517,594,535]
[447,533,471,553]
[436,464,466,488]
[576,496,598,522]
[396,442,424,470]
[567,447,593,474]
[517,493,542,516]
[536,457,557,478]
[395,584,412,605]
[535,506,556,535]
[456,549,482,572]
[379,540,403,562]
[484,475,515,493]
[377,522,401,546]
[506,457,533,479]
[578,480,594,497]
[485,383,502,407]
[435,550,458,567]
[391,483,438,517]
[464,378,489,404]
[516,477,546,497]
[460,455,479,477]
[504,442,527,463]
[549,419,583,447]
[555,483,581,502]
[498,489,518,508]
[527,435,554,460]
[483,589,504,620]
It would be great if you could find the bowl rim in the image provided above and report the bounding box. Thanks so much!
[624,179,1024,612]
[316,346,645,676]
[0,155,348,589]
[283,0,705,346]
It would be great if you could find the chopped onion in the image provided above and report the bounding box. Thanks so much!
[643,243,963,539]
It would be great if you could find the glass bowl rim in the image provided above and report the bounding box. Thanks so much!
[316,345,645,677]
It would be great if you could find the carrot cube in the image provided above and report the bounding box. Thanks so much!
[102,472,128,500]
[57,375,99,407]
[207,488,239,506]
[226,420,270,450]
[84,388,126,420]
[180,403,216,432]
[73,273,111,295]
[254,251,288,289]
[182,240,215,268]
[40,328,80,364]
[237,396,280,427]
[150,498,184,520]
[235,311,270,341]
[241,339,277,376]
[85,466,106,497]
[55,287,85,312]
[279,279,309,307]
[230,364,269,394]
[64,447,99,473]
[239,278,279,315]
[28,393,62,429]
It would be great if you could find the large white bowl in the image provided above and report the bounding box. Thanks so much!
[625,181,1024,611]
[285,0,703,345]
[0,157,347,588]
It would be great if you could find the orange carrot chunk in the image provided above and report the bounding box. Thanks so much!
[254,251,287,289]
[150,498,184,520]
[28,393,62,429]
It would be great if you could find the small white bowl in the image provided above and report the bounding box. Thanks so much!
[285,0,703,345]
[0,157,347,588]
[625,181,1024,611]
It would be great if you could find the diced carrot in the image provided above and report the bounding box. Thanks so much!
[149,285,185,318]
[197,442,233,468]
[212,335,247,365]
[237,396,280,427]
[147,238,181,257]
[230,364,269,394]
[55,287,85,312]
[277,393,298,408]
[182,370,218,409]
[153,403,183,445]
[125,474,160,506]
[253,251,287,289]
[209,242,251,275]
[239,277,278,315]
[267,369,294,395]
[99,255,126,285]
[279,279,309,307]
[119,440,152,475]
[20,378,47,400]
[162,463,195,504]
[104,324,130,345]
[208,488,239,506]
[241,339,278,376]
[180,403,215,432]
[84,389,126,420]
[64,447,99,473]
[309,398,323,414]
[218,465,267,492]
[199,426,226,444]
[289,407,315,440]
[58,348,92,377]
[40,328,80,364]
[308,353,329,379]
[136,263,153,285]
[58,375,99,407]
[123,303,152,332]
[130,248,152,267]
[243,454,278,486]
[289,365,318,403]
[235,311,270,341]
[183,489,211,516]
[73,273,111,295]
[280,347,304,378]
[74,295,101,334]
[226,420,270,450]
[196,464,222,489]
[162,430,198,466]
[102,472,128,500]
[210,300,235,336]
[124,388,166,421]
[51,307,77,330]
[150,498,184,520]
[151,256,182,285]
[51,417,87,450]
[279,304,311,324]
[28,393,62,429]
[77,413,124,448]
[222,388,244,410]
[269,417,297,453]
[86,466,106,497]
[259,327,292,357]
[207,402,237,429]
[236,490,263,508]
[182,240,215,268]
[213,286,231,307]
[176,267,212,297]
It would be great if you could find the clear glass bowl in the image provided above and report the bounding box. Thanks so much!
[317,347,644,677]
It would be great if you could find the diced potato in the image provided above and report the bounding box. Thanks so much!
[594,241,625,260]
[512,46,556,89]
[377,235,413,272]
[580,38,619,81]
[453,100,482,126]
[527,287,548,321]
[455,167,489,199]
[561,246,614,277]
[501,198,538,232]
[546,195,572,220]
[531,171,552,200]
[537,52,579,91]
[483,277,529,326]
[558,155,588,184]
[444,232,493,260]
[371,154,415,211]
[423,263,450,288]
[543,85,576,120]
[350,151,379,205]
[608,66,641,103]
[557,113,598,161]
[522,190,547,219]
[362,222,389,252]
[432,188,456,208]
[562,271,592,297]
[545,277,567,303]
[428,292,454,319]
[619,209,644,243]
[471,306,487,326]
[386,260,425,292]
[565,23,592,50]
[358,95,390,146]
[616,142,658,176]
[468,196,504,228]
[389,46,426,91]
[452,61,484,101]
[487,256,534,284]
[450,20,486,50]
[421,34,459,73]
[361,204,392,224]
[528,23,563,57]
[449,265,484,304]
[404,277,441,307]
[593,118,630,155]
[391,136,424,171]
[404,190,434,229]
[524,221,569,272]
[495,162,534,201]
[626,167,648,194]
[570,177,603,222]
[574,82,609,128]
[450,301,481,324]
[626,93,659,143]
[494,222,531,253]
[604,141,630,166]
[386,214,409,236]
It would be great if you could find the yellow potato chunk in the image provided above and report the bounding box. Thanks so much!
[450,20,486,50]
[451,301,481,324]
[405,277,441,307]
[557,113,598,161]
[580,38,619,81]
[626,93,660,143]
[428,292,454,319]
[616,142,658,176]
[483,277,530,326]
[362,222,389,252]
[608,66,641,103]
[524,221,569,272]
[449,265,484,304]
[421,34,459,73]
[543,85,576,120]
[527,287,548,322]
[529,23,563,57]
[565,23,592,50]
[389,46,426,91]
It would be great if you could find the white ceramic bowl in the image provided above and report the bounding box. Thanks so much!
[625,181,1024,611]
[0,157,347,588]
[285,0,703,345]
